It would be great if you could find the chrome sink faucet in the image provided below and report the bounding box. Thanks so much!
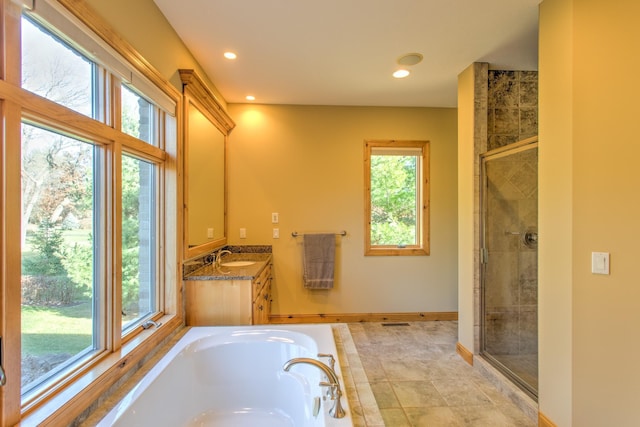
[283,357,346,418]
[215,249,232,268]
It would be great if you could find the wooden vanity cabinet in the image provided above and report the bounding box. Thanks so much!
[252,265,272,325]
[185,262,272,326]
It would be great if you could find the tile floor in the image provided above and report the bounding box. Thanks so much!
[346,321,537,426]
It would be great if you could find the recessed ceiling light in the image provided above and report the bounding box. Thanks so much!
[393,69,410,79]
[397,53,423,66]
[245,95,256,101]
[223,51,237,60]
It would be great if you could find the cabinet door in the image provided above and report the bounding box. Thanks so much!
[186,280,252,326]
[261,280,272,324]
[252,264,271,299]
[253,280,272,324]
[252,286,264,324]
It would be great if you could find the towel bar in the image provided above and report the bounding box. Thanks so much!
[291,230,347,237]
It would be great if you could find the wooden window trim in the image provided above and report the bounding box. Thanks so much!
[364,139,430,256]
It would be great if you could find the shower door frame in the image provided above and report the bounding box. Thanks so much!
[479,137,538,400]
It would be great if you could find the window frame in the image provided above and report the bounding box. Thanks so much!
[0,0,183,424]
[119,151,160,334]
[364,139,430,256]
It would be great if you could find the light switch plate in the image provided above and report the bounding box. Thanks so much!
[591,252,610,275]
[272,212,279,224]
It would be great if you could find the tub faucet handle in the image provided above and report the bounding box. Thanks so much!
[317,353,335,371]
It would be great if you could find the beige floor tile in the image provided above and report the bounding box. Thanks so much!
[380,408,411,426]
[404,406,464,426]
[431,378,494,407]
[369,381,401,408]
[450,404,529,427]
[355,381,379,407]
[380,358,442,381]
[391,380,448,408]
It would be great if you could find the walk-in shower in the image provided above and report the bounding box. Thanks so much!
[480,138,538,399]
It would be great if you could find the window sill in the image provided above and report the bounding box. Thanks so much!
[365,247,430,256]
[20,314,183,427]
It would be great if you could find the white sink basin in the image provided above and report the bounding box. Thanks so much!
[220,261,256,267]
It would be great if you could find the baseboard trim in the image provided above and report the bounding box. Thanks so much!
[538,412,557,427]
[456,342,474,366]
[268,311,458,324]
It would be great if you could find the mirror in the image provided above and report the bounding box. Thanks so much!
[180,69,235,259]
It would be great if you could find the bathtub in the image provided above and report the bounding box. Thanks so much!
[97,324,352,427]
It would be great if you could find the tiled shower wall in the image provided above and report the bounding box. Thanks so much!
[487,70,538,151]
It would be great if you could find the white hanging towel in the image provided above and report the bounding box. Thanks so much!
[303,233,335,289]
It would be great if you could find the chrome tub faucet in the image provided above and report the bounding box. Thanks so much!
[283,357,346,419]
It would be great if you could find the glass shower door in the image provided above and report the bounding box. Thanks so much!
[481,142,538,399]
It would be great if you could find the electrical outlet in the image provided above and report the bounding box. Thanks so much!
[207,228,214,239]
[240,228,247,239]
[273,228,279,238]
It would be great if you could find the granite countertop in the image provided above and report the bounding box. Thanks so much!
[184,252,272,280]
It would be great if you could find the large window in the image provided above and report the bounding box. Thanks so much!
[20,17,103,399]
[364,140,430,256]
[8,1,178,416]
[20,124,98,395]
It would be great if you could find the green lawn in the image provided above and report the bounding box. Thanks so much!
[22,226,94,357]
[22,302,93,356]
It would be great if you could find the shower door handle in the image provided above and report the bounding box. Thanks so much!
[0,336,6,386]
[480,248,489,264]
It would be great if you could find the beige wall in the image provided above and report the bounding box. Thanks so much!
[571,0,640,424]
[226,104,458,315]
[539,0,640,425]
[457,64,476,351]
[539,0,573,425]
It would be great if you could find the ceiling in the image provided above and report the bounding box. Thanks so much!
[153,0,540,108]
